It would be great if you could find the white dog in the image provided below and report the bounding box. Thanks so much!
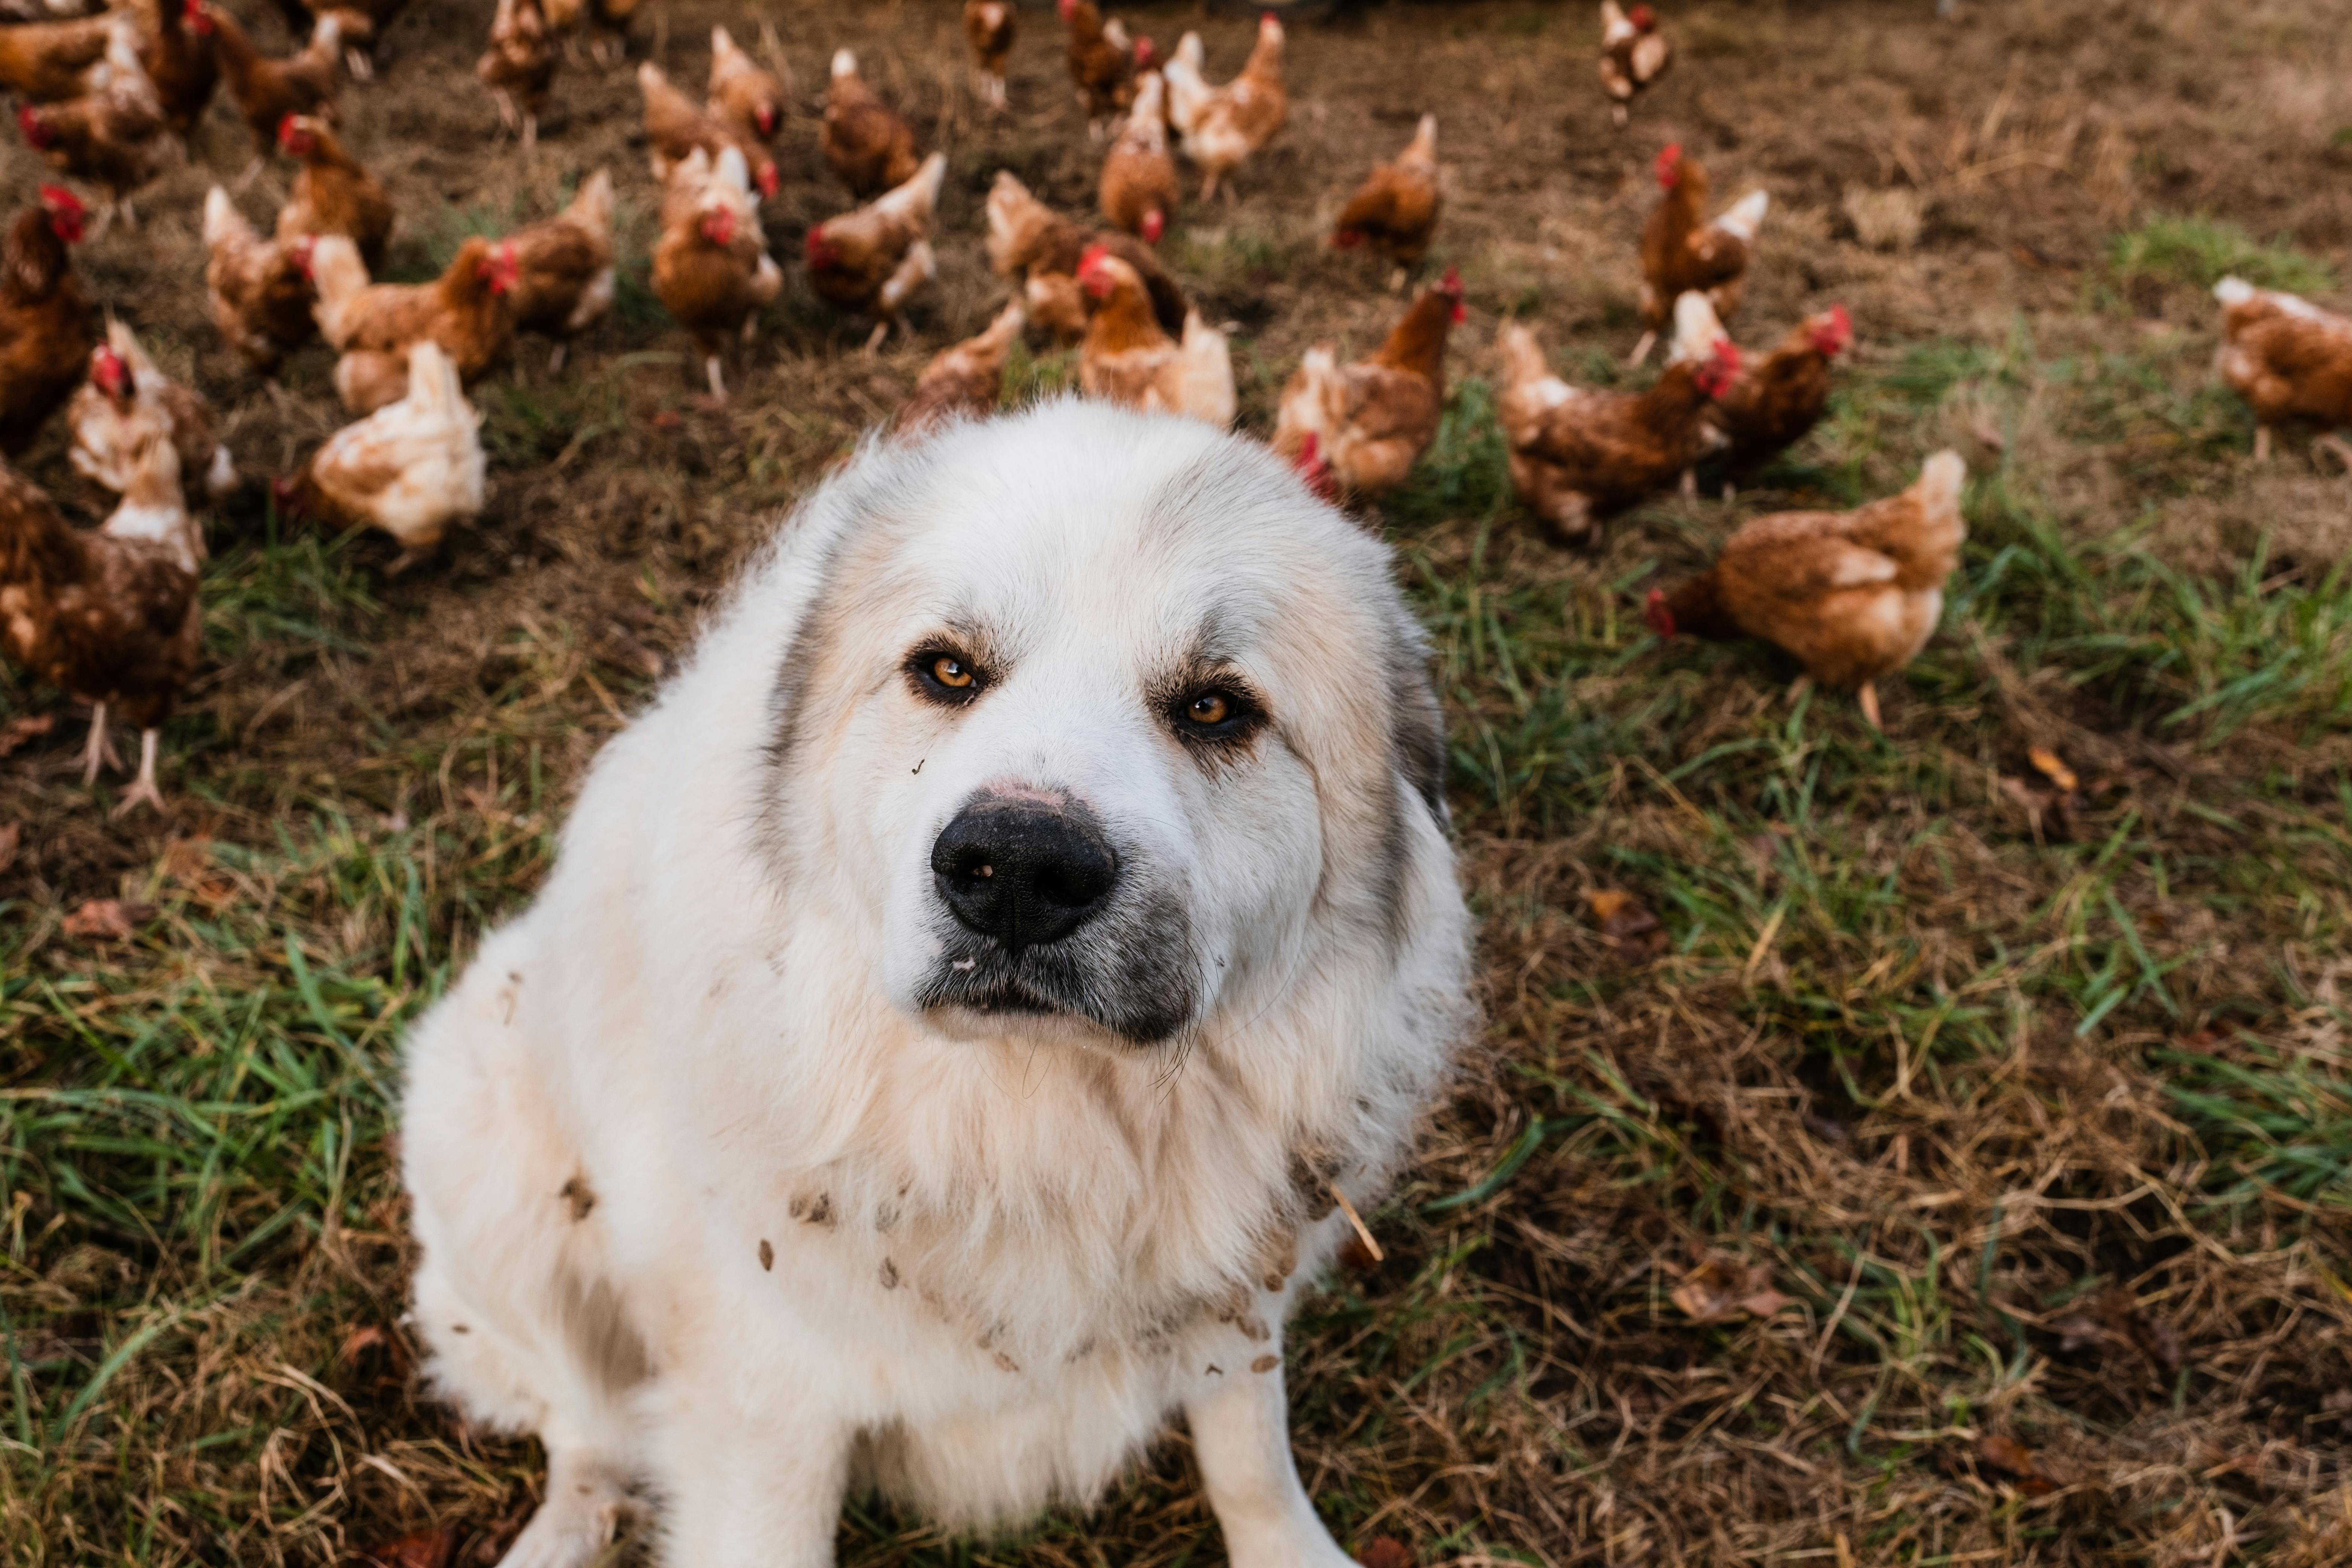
[400,400,1474,1567]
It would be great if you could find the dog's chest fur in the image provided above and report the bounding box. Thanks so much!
[737,1039,1371,1376]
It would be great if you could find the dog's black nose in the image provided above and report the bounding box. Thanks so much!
[931,799,1118,948]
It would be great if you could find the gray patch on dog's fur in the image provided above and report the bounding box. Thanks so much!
[551,1266,651,1395]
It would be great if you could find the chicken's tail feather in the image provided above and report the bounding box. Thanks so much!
[2213,275,2256,309]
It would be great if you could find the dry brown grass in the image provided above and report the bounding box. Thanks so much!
[5,1,2352,1565]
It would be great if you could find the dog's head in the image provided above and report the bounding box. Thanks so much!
[759,401,1448,1051]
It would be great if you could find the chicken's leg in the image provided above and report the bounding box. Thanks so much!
[1856,681,1882,730]
[1611,103,1630,129]
[233,155,265,193]
[1679,468,1697,503]
[110,730,166,818]
[2253,426,2271,463]
[705,355,728,403]
[548,342,568,374]
[1785,674,1813,712]
[1626,331,1656,368]
[522,114,538,152]
[1387,266,1407,294]
[346,47,373,81]
[863,320,890,354]
[79,702,118,784]
[1199,172,1221,204]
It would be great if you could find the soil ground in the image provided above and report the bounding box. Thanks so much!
[5,0,2352,1564]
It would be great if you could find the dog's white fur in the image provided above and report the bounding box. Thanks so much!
[401,401,1473,1567]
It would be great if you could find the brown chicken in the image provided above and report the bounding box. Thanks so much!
[478,0,555,148]
[1272,270,1464,499]
[708,25,781,144]
[637,61,778,199]
[652,145,781,400]
[0,11,117,103]
[1632,144,1768,363]
[821,48,919,199]
[1162,16,1286,204]
[506,168,614,371]
[273,112,392,266]
[1060,0,1138,130]
[1646,451,1966,728]
[1331,113,1440,288]
[210,7,340,168]
[985,171,1187,343]
[963,0,1012,111]
[0,448,198,814]
[70,319,234,501]
[143,0,221,136]
[275,340,484,569]
[1598,1,1670,128]
[0,188,92,454]
[1497,319,1739,545]
[1076,247,1234,426]
[16,40,175,231]
[203,185,316,372]
[2213,277,2352,469]
[1674,295,1851,486]
[896,298,1026,434]
[311,233,518,413]
[807,150,944,351]
[1098,69,1178,243]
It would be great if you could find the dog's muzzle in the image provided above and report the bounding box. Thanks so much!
[917,793,1197,1045]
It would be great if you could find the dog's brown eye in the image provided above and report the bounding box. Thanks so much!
[1171,683,1258,745]
[909,645,987,705]
[1186,692,1228,726]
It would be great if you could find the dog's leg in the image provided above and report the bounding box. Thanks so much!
[1187,1363,1356,1568]
[651,1397,849,1568]
[496,1448,630,1568]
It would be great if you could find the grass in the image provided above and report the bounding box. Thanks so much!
[2107,213,2339,297]
[7,0,2352,1563]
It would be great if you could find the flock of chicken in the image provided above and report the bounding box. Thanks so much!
[2,0,2347,822]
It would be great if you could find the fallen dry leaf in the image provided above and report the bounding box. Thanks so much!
[1671,1257,1797,1325]
[1585,888,1668,963]
[1976,1433,2058,1496]
[2052,1286,2183,1382]
[348,1528,458,1568]
[0,821,18,876]
[159,836,212,883]
[0,714,55,758]
[61,899,153,941]
[1357,1537,1414,1568]
[2027,746,2079,793]
[337,1323,413,1392]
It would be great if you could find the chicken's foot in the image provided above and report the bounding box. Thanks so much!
[1856,681,1883,731]
[79,703,120,784]
[110,730,166,818]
